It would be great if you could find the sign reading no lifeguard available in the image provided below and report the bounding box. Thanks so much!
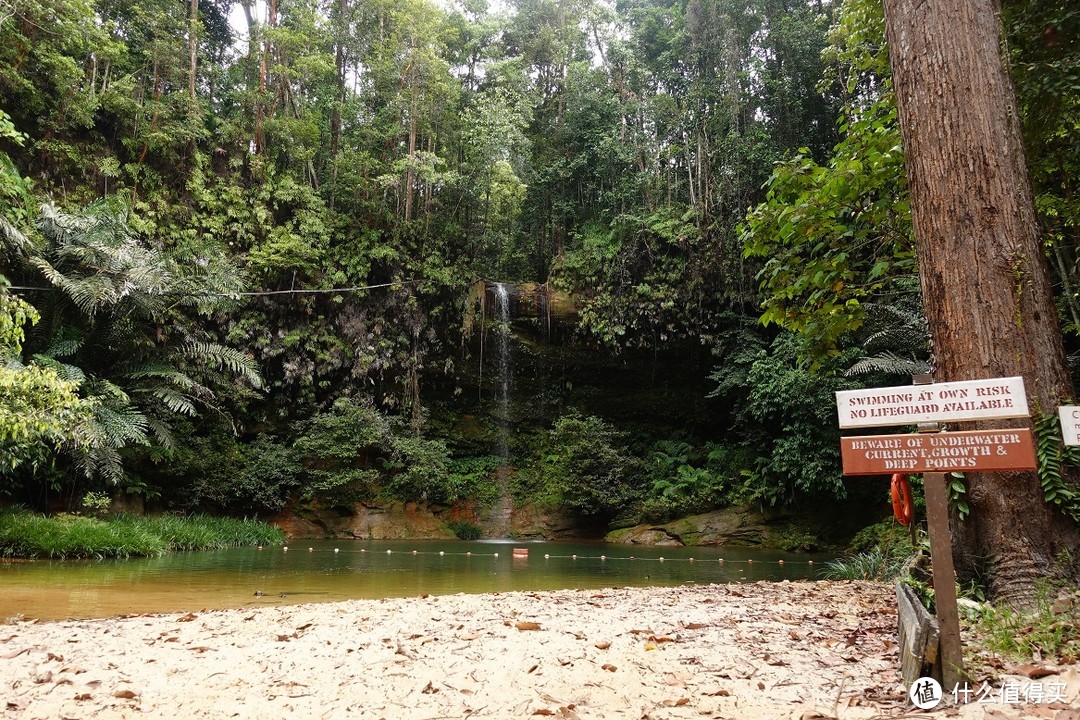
[840,429,1037,475]
[836,377,1029,429]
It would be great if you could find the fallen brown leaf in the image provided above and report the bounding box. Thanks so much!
[516,622,542,631]
[602,664,617,672]
[176,613,197,622]
[533,710,555,716]
[1013,663,1057,679]
[594,642,611,650]
[73,694,91,701]
[113,689,139,699]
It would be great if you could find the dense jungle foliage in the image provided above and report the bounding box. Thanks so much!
[0,0,1077,529]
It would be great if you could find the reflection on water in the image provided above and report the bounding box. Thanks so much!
[0,539,832,621]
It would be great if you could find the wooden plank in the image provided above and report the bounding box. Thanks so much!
[896,582,940,687]
[923,470,965,691]
[839,429,1036,475]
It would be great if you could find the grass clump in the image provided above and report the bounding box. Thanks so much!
[969,585,1080,663]
[0,507,284,559]
[822,546,910,581]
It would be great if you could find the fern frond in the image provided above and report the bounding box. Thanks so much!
[846,352,930,377]
[145,415,176,449]
[30,354,86,384]
[182,342,263,389]
[0,214,32,255]
[125,365,198,391]
[92,403,150,447]
[145,387,197,416]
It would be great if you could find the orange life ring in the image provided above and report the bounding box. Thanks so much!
[891,473,914,526]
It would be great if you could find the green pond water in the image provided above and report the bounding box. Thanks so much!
[0,539,833,621]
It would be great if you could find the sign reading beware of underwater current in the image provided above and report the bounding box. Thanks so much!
[840,429,1037,475]
[836,377,1029,429]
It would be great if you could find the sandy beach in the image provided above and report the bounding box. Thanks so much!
[2,581,1076,720]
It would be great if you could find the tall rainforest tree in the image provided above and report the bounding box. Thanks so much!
[882,0,1080,602]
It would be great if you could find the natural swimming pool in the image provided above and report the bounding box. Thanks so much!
[0,538,833,620]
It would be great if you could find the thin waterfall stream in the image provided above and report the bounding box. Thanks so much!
[491,283,514,535]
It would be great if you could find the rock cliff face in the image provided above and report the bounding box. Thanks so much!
[272,501,583,541]
[604,507,777,547]
[274,502,795,548]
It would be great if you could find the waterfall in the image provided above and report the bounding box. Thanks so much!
[491,282,513,535]
[494,282,512,461]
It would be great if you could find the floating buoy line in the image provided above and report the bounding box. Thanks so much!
[255,546,819,568]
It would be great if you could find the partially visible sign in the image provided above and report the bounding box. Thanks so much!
[1059,406,1080,447]
[836,377,1029,429]
[840,428,1036,475]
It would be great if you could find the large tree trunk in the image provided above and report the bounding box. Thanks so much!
[882,0,1080,603]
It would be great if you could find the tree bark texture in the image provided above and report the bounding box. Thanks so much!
[882,0,1079,602]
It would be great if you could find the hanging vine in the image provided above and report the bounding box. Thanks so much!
[1033,413,1080,524]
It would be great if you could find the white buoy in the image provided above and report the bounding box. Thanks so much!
[334,548,340,553]
[387,549,392,554]
[688,558,694,562]
[308,547,313,552]
[659,557,664,562]
[361,548,366,553]
[572,554,577,559]
[257,546,263,550]
[544,554,550,559]
[439,551,445,556]
[283,546,289,552]
[600,555,606,560]
[412,550,418,555]
[493,552,499,557]
[466,551,472,556]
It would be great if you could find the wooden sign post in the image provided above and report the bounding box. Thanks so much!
[835,374,1036,695]
[913,375,965,693]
